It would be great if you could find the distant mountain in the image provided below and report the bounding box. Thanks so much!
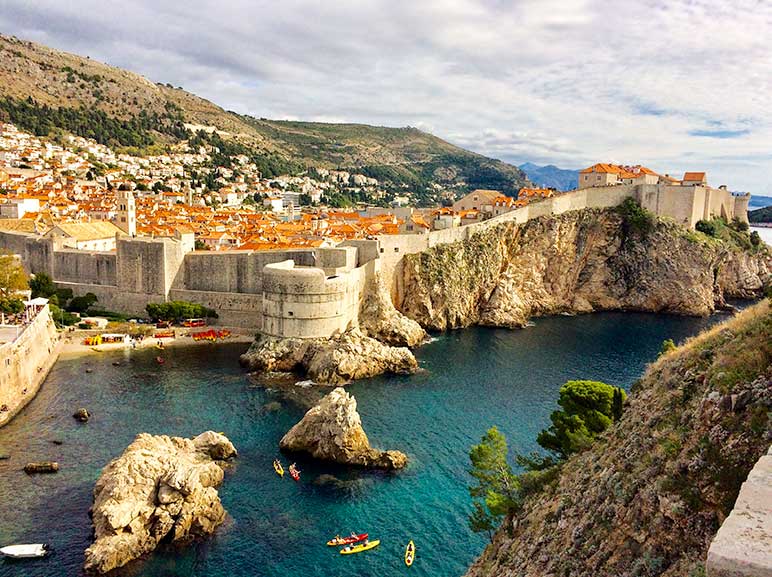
[0,34,528,203]
[748,205,772,224]
[518,162,579,191]
[748,195,772,210]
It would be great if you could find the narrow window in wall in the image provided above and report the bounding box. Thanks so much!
[288,311,294,316]
[394,247,399,252]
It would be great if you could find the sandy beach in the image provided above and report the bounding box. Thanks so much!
[59,326,255,357]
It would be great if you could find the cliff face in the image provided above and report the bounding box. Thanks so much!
[399,209,771,330]
[465,300,771,577]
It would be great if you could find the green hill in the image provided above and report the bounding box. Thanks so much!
[0,34,528,203]
[749,205,772,224]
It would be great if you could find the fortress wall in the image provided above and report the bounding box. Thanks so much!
[53,250,116,285]
[181,249,315,294]
[169,289,263,329]
[116,236,179,296]
[260,259,373,339]
[0,305,60,428]
[0,231,54,274]
[53,282,153,316]
[340,239,380,267]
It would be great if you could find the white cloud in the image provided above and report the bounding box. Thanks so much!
[1,0,769,193]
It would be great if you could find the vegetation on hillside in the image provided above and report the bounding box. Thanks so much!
[468,380,626,541]
[0,95,187,148]
[466,300,772,577]
[0,33,528,202]
[748,205,772,224]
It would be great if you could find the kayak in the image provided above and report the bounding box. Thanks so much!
[156,356,165,364]
[0,543,49,558]
[273,460,284,477]
[326,533,368,546]
[340,540,380,555]
[289,466,300,482]
[405,540,415,566]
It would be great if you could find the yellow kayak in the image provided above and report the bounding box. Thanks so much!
[273,460,284,477]
[340,539,380,555]
[405,540,415,566]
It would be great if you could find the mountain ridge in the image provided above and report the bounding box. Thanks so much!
[518,161,579,191]
[0,33,528,202]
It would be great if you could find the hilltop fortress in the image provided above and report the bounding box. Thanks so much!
[0,168,752,335]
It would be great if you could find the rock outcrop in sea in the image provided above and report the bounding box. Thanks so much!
[464,300,772,577]
[241,274,425,385]
[240,327,418,385]
[279,387,407,469]
[84,431,237,574]
[399,208,771,330]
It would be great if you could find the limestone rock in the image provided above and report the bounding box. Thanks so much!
[279,387,407,469]
[83,431,236,574]
[240,328,418,385]
[399,209,772,330]
[358,274,427,347]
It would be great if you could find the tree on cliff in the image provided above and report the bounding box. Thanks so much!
[468,426,521,541]
[0,252,28,298]
[537,380,626,459]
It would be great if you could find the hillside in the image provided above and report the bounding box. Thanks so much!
[749,205,772,224]
[465,299,771,577]
[0,34,528,202]
[519,162,579,191]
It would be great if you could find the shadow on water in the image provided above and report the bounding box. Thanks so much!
[0,310,743,577]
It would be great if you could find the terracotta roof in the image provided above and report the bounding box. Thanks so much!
[682,172,706,182]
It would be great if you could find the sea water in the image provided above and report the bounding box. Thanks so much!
[0,311,729,577]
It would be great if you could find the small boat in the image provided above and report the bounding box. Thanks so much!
[273,459,284,477]
[155,344,165,350]
[340,539,380,555]
[405,540,415,566]
[327,533,368,547]
[0,543,49,558]
[288,464,300,482]
[156,356,165,365]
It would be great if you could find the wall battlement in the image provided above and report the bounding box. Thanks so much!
[0,183,749,338]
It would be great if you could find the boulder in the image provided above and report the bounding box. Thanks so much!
[240,328,418,385]
[73,408,90,422]
[279,387,407,469]
[83,431,236,574]
[24,461,59,474]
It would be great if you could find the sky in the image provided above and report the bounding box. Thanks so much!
[1,0,771,194]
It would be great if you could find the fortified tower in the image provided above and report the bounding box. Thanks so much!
[115,189,137,237]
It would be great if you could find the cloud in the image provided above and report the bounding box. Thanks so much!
[0,0,770,194]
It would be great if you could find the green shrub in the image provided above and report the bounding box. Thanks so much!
[618,197,656,235]
[696,219,718,237]
[750,230,761,247]
[537,380,627,459]
[659,338,677,357]
[146,300,218,321]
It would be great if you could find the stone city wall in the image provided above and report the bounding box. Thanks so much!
[0,305,60,428]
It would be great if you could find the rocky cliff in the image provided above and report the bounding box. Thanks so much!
[84,431,237,574]
[465,300,771,577]
[279,387,408,469]
[399,209,771,330]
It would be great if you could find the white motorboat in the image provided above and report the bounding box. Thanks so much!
[0,543,49,558]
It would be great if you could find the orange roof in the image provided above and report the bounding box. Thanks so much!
[682,172,706,182]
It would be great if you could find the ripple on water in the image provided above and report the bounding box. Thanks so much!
[0,311,729,577]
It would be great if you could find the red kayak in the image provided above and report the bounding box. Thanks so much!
[156,356,165,365]
[289,468,300,481]
[326,533,368,547]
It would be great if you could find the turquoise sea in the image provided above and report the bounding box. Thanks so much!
[0,311,729,577]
